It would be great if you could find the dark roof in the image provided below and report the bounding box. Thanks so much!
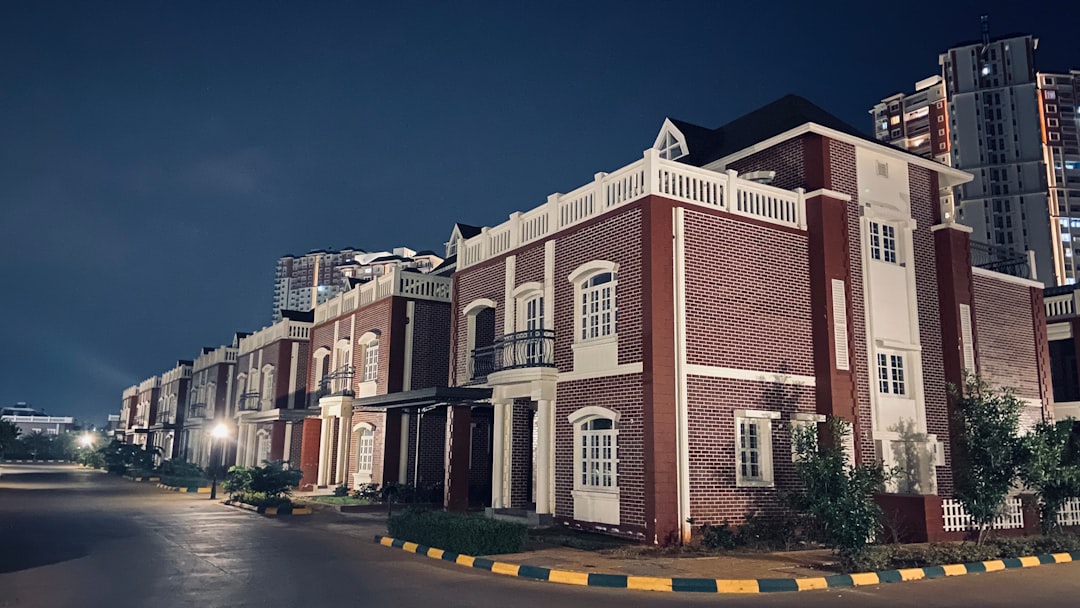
[176,359,193,366]
[1044,284,1077,297]
[346,277,372,289]
[432,255,456,275]
[370,255,404,263]
[454,223,482,238]
[201,347,214,355]
[414,250,439,257]
[281,309,315,323]
[671,95,875,167]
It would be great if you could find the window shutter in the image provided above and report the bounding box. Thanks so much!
[831,279,850,370]
[959,304,976,372]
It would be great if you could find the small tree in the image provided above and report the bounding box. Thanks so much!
[951,373,1024,544]
[0,420,20,457]
[791,417,890,566]
[1019,419,1080,534]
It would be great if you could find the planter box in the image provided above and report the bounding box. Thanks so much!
[224,500,312,516]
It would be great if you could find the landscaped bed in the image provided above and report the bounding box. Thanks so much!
[304,495,371,506]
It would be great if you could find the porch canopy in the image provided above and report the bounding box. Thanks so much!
[353,386,491,511]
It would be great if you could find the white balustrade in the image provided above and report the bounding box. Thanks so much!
[457,149,806,269]
[313,270,453,324]
[239,317,315,355]
[1045,294,1075,319]
[942,497,1024,532]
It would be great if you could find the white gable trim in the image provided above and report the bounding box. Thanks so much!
[706,122,972,188]
[653,118,689,157]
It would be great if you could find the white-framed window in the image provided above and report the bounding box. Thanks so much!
[363,339,379,382]
[579,418,618,490]
[790,413,826,462]
[876,352,907,395]
[580,272,616,341]
[656,130,686,160]
[356,426,374,475]
[735,409,779,487]
[869,221,898,263]
[261,365,275,408]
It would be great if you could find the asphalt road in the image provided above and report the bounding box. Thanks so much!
[2,463,1080,608]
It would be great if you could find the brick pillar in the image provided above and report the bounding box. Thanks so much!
[298,418,322,491]
[270,420,286,461]
[381,411,402,486]
[445,405,472,512]
[642,196,680,545]
[804,192,859,437]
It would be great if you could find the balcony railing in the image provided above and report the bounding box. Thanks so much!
[238,392,262,412]
[322,365,355,398]
[971,240,1032,280]
[470,329,555,382]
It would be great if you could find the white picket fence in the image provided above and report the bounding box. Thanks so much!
[1058,498,1080,527]
[942,497,1025,532]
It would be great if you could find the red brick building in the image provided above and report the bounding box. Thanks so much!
[299,266,454,491]
[151,360,192,460]
[120,385,139,444]
[233,310,313,470]
[444,95,1053,544]
[179,337,240,469]
[129,376,160,451]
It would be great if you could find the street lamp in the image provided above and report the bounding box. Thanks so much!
[79,434,94,449]
[209,423,229,500]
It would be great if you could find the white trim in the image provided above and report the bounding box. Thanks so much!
[708,122,973,188]
[504,255,516,335]
[653,118,689,160]
[733,409,782,420]
[557,362,642,383]
[875,338,922,352]
[931,222,973,233]
[567,260,619,285]
[1048,322,1072,341]
[403,301,415,391]
[684,364,816,386]
[463,298,497,316]
[792,413,826,422]
[804,188,853,202]
[673,206,691,543]
[567,405,621,425]
[511,281,544,299]
[971,266,1042,288]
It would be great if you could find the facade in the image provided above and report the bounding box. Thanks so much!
[233,310,313,469]
[1044,285,1080,421]
[1039,71,1080,285]
[0,405,75,436]
[443,95,1052,544]
[179,338,239,469]
[129,376,161,449]
[871,75,951,164]
[151,360,192,460]
[120,386,138,443]
[300,265,453,491]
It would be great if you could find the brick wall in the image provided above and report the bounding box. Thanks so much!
[348,410,388,485]
[410,300,450,390]
[451,259,506,386]
[682,208,812,374]
[403,409,447,487]
[973,273,1043,428]
[307,298,395,395]
[686,376,816,524]
[288,419,305,470]
[556,374,645,533]
[909,164,954,495]
[728,136,806,191]
[510,400,534,509]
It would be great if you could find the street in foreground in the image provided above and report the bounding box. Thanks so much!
[2,463,1080,608]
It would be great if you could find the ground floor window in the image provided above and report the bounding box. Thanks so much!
[734,409,779,487]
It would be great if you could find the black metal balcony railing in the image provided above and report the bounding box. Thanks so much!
[188,403,207,419]
[971,240,1032,280]
[471,329,555,382]
[310,365,355,405]
[238,392,261,412]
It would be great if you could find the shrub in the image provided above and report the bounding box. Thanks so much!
[230,491,293,509]
[156,459,203,479]
[1019,420,1080,534]
[791,417,891,563]
[352,483,381,502]
[846,535,1080,573]
[700,521,739,550]
[387,509,527,555]
[333,484,350,497]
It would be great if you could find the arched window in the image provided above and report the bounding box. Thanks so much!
[261,364,275,408]
[567,406,620,492]
[358,332,380,383]
[354,423,375,484]
[568,261,618,343]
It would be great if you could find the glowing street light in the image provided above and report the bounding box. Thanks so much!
[79,434,94,448]
[209,423,229,500]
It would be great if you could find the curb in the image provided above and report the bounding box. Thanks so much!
[223,501,312,516]
[157,482,213,494]
[123,475,160,482]
[373,536,1080,594]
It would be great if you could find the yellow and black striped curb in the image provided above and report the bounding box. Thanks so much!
[374,535,1080,594]
[123,475,160,482]
[223,500,312,516]
[156,482,213,494]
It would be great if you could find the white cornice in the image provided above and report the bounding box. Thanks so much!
[707,123,973,188]
[971,266,1043,289]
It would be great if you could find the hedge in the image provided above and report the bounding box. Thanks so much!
[387,509,527,555]
[848,533,1080,572]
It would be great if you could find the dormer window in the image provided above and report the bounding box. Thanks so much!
[657,131,685,160]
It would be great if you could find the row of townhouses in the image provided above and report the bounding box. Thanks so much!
[119,95,1065,545]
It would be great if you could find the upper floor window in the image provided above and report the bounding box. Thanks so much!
[363,339,379,382]
[657,131,685,160]
[877,352,907,396]
[869,221,898,263]
[581,272,616,341]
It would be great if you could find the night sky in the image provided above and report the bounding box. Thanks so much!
[1,1,1076,425]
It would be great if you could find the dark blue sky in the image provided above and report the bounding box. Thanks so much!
[1,1,1075,425]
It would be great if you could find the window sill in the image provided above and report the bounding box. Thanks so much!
[572,487,620,497]
[735,479,775,489]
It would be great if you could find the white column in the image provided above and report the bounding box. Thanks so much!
[399,411,410,484]
[536,399,553,515]
[247,426,258,466]
[282,422,293,463]
[235,423,247,467]
[336,414,350,486]
[491,402,505,509]
[317,416,331,486]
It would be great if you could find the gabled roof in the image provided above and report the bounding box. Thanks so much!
[669,95,875,167]
[281,309,315,323]
[454,223,482,239]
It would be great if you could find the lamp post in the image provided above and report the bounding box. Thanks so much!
[79,434,94,449]
[209,423,229,499]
